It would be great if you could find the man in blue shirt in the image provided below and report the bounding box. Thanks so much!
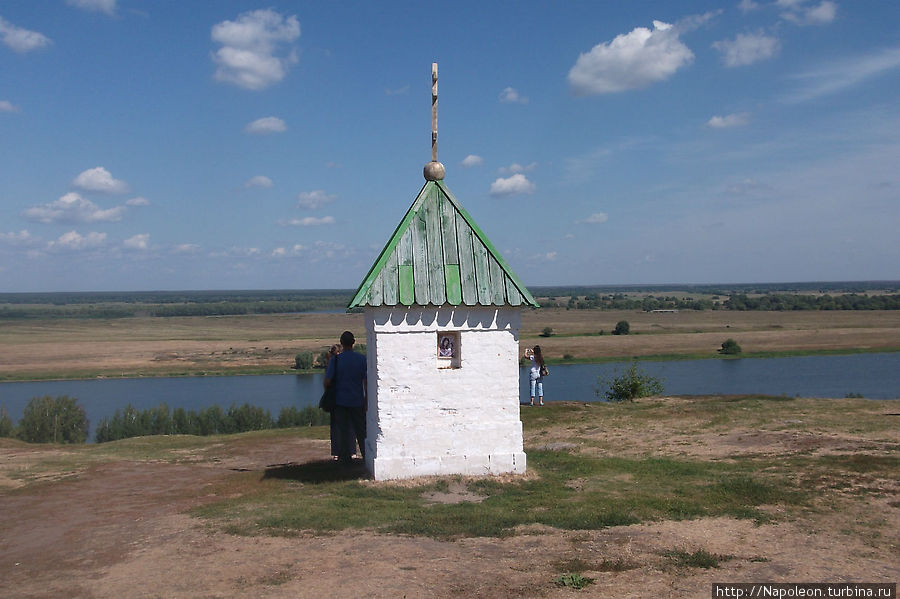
[324,330,367,463]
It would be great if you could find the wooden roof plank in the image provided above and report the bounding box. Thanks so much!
[412,213,430,305]
[368,268,384,306]
[399,264,414,306]
[489,256,505,305]
[445,264,462,305]
[439,195,458,265]
[424,189,446,305]
[473,238,492,305]
[383,250,398,305]
[505,276,522,307]
[456,216,478,305]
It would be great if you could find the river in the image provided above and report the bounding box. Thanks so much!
[1,353,897,440]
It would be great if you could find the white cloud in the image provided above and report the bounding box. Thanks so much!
[498,162,537,176]
[724,178,773,196]
[785,46,900,103]
[780,0,837,25]
[0,230,33,245]
[244,175,274,188]
[0,100,19,112]
[272,244,307,257]
[568,20,694,95]
[66,0,116,15]
[544,252,558,261]
[385,85,409,95]
[738,0,761,12]
[577,212,609,224]
[499,87,528,104]
[706,112,750,128]
[310,240,347,260]
[72,166,129,193]
[123,233,149,250]
[172,243,200,255]
[211,9,300,90]
[279,216,336,226]
[489,174,536,197]
[125,196,149,206]
[297,190,336,209]
[713,31,780,67]
[244,116,286,134]
[212,246,262,258]
[24,192,126,223]
[0,16,52,53]
[460,155,484,168]
[48,230,107,251]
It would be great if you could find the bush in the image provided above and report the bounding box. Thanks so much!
[294,351,315,370]
[17,395,89,444]
[613,320,630,335]
[540,327,554,337]
[597,362,664,402]
[719,338,742,355]
[277,406,330,427]
[96,402,286,442]
[563,353,574,360]
[228,403,273,431]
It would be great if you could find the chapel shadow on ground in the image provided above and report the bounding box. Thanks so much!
[263,459,370,483]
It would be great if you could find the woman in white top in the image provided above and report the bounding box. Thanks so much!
[524,345,546,406]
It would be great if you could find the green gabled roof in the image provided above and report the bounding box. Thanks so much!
[349,179,538,308]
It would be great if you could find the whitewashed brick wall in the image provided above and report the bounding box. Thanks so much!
[364,306,527,480]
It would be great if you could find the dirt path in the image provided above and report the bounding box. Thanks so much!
[1,431,897,599]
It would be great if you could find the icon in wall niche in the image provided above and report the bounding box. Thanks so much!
[437,331,460,368]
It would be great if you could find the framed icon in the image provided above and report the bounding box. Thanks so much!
[437,331,460,368]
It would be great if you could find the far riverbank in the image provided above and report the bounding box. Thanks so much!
[1,309,898,382]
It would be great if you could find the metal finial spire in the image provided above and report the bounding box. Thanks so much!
[432,62,438,162]
[424,62,445,181]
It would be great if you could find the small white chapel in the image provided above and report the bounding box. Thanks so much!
[348,64,540,480]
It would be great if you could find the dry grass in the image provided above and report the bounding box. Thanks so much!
[1,309,897,380]
[522,309,900,360]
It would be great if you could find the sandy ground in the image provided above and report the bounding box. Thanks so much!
[1,403,897,599]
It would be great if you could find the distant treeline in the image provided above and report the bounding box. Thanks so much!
[0,289,352,305]
[556,292,900,312]
[1,283,898,318]
[532,281,900,298]
[0,289,353,319]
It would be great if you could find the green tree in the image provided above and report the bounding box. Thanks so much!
[17,395,89,444]
[0,406,13,437]
[719,338,742,355]
[613,320,630,335]
[294,351,315,370]
[540,327,554,337]
[597,362,664,402]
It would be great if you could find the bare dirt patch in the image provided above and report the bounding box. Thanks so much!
[1,399,897,598]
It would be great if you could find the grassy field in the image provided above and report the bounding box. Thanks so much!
[2,396,897,597]
[1,308,898,381]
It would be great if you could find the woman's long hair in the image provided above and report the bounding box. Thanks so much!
[533,345,545,367]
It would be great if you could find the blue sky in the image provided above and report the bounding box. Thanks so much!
[1,0,898,292]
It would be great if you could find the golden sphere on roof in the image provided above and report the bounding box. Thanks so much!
[424,161,445,181]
